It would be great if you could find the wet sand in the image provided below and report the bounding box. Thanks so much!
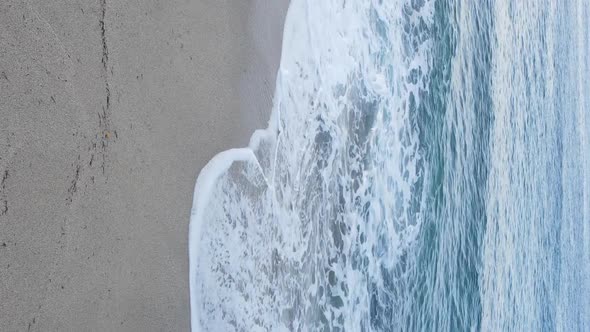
[0,0,288,330]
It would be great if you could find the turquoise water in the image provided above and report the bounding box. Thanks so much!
[189,0,590,330]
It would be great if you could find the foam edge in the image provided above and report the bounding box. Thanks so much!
[189,1,298,329]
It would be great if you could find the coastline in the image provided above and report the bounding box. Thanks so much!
[189,1,290,330]
[0,0,288,330]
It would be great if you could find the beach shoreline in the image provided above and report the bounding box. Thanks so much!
[0,0,288,330]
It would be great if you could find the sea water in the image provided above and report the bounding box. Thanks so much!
[189,0,590,330]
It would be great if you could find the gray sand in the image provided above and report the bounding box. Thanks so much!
[0,0,288,330]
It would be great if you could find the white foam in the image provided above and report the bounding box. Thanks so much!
[188,3,291,328]
[189,0,434,330]
[189,148,258,331]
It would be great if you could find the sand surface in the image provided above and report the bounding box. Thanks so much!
[0,0,288,330]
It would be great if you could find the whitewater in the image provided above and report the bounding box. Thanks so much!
[189,0,590,331]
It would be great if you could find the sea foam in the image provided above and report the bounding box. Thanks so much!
[190,0,434,330]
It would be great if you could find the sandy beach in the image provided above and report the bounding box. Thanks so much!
[0,0,288,330]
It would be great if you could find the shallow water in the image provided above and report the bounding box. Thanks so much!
[189,0,590,330]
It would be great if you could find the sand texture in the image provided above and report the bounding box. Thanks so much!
[0,0,288,330]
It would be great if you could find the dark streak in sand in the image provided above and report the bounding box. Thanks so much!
[95,0,116,176]
[1,170,8,215]
[99,0,110,113]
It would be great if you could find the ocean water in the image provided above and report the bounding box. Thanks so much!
[189,0,590,331]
